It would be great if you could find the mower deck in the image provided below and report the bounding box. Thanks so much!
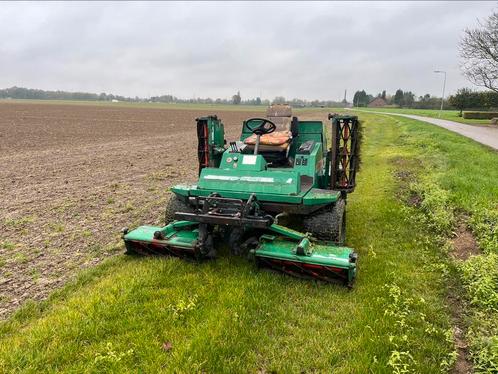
[253,237,356,285]
[123,222,199,258]
[123,221,357,286]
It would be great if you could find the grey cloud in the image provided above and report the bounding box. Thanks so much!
[0,1,496,101]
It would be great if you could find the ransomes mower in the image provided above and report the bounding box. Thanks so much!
[123,105,361,286]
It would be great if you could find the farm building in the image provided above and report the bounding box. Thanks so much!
[368,97,387,107]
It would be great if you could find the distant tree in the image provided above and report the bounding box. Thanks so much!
[460,11,498,93]
[232,91,241,105]
[449,88,475,115]
[481,90,498,108]
[448,90,498,110]
[419,93,431,102]
[272,96,286,104]
[0,86,348,108]
[412,94,445,110]
[352,90,369,107]
[402,91,415,108]
[352,91,360,106]
[393,89,404,107]
[381,90,386,100]
[290,98,306,107]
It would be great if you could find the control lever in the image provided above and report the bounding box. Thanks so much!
[229,142,239,153]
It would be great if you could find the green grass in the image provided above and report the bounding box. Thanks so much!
[0,99,265,112]
[0,99,327,113]
[350,110,498,372]
[0,112,463,373]
[4,216,35,228]
[0,241,16,251]
[358,107,491,126]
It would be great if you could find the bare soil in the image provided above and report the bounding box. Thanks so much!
[450,222,480,261]
[0,102,263,319]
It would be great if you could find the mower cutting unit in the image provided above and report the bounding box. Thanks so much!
[123,106,361,286]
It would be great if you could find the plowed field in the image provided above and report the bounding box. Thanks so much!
[0,102,263,318]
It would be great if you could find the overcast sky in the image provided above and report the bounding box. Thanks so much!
[0,1,496,101]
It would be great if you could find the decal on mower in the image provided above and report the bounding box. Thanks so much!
[203,175,275,183]
[242,155,257,165]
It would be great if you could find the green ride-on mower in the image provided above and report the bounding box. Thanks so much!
[122,105,362,286]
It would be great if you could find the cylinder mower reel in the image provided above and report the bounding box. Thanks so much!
[123,105,361,287]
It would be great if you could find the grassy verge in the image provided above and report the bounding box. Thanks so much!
[2,111,493,372]
[359,107,491,126]
[351,111,498,372]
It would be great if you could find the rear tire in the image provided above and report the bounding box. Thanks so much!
[164,195,194,224]
[303,199,346,244]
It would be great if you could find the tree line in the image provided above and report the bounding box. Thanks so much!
[352,87,498,111]
[353,89,435,109]
[0,86,344,108]
[0,86,141,102]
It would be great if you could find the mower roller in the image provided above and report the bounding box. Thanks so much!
[123,105,361,286]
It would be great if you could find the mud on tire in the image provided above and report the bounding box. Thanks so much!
[164,195,194,224]
[303,199,346,244]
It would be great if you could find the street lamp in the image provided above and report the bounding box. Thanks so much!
[434,70,446,118]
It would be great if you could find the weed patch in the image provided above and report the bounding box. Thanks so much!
[4,216,35,229]
[0,241,16,250]
[94,342,135,370]
[469,207,498,254]
[460,253,498,311]
[382,283,457,373]
[459,253,498,371]
[169,294,198,321]
[120,202,134,213]
[49,222,65,233]
[410,180,455,236]
[13,253,29,264]
[469,333,498,373]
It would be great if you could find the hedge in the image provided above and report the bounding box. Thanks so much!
[462,111,498,119]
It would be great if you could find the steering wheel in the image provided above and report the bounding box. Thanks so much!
[245,118,277,136]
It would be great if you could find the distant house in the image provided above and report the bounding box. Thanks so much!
[368,97,387,107]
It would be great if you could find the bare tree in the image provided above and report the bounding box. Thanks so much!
[460,12,498,92]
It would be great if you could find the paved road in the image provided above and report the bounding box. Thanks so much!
[354,110,498,151]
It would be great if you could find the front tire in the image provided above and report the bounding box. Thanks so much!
[164,195,194,224]
[303,199,346,244]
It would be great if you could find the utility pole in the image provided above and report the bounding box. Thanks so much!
[434,70,446,118]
